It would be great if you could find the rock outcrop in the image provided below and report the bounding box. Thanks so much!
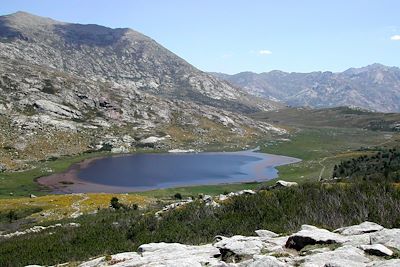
[285,224,346,250]
[334,221,384,236]
[43,222,400,266]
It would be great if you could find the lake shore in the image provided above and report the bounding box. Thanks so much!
[37,151,301,194]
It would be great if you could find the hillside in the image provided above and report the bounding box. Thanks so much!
[0,12,279,113]
[251,106,400,131]
[0,12,284,171]
[212,64,400,112]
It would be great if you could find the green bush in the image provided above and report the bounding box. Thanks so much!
[333,147,400,182]
[173,193,183,200]
[127,182,400,246]
[110,197,123,210]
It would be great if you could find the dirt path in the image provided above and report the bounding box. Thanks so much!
[318,157,328,181]
[70,194,89,218]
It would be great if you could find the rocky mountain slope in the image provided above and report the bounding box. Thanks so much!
[212,63,400,112]
[40,221,400,266]
[0,12,284,171]
[0,12,279,113]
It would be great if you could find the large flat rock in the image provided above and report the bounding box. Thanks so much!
[285,225,346,250]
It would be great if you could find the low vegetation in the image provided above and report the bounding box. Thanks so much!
[261,127,400,182]
[0,193,151,228]
[128,182,400,245]
[333,148,400,182]
[2,182,400,266]
[251,107,400,131]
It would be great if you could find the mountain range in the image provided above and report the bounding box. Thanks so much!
[212,63,400,112]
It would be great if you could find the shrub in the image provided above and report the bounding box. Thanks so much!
[173,193,183,200]
[110,197,122,210]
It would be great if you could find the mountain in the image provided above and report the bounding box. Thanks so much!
[0,12,284,171]
[0,12,279,113]
[211,64,400,112]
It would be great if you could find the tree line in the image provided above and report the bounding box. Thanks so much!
[333,148,400,182]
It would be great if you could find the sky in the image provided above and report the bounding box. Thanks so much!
[1,0,399,74]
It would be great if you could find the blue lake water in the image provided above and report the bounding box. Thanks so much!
[76,151,300,190]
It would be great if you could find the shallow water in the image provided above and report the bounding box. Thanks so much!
[76,151,300,190]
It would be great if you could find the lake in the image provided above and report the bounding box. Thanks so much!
[75,150,300,191]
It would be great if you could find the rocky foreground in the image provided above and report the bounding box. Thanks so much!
[27,221,400,267]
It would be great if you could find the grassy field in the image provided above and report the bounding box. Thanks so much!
[0,151,113,198]
[252,107,400,131]
[261,127,400,182]
[0,193,152,234]
[0,193,151,222]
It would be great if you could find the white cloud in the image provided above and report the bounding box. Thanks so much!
[390,35,400,41]
[259,50,272,55]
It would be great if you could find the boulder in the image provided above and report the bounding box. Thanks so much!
[214,235,265,262]
[255,230,279,239]
[206,200,221,208]
[0,163,6,172]
[367,259,400,267]
[342,232,373,247]
[140,136,166,145]
[29,194,37,198]
[137,243,221,266]
[203,195,213,202]
[200,194,220,207]
[300,245,370,267]
[80,243,222,267]
[370,229,400,250]
[359,244,393,257]
[78,252,141,267]
[238,189,257,195]
[285,225,346,250]
[111,146,129,153]
[273,180,298,188]
[248,255,288,267]
[67,222,81,228]
[218,194,229,201]
[335,222,384,236]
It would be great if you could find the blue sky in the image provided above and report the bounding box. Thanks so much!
[1,0,399,74]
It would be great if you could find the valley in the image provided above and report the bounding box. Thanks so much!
[0,9,399,267]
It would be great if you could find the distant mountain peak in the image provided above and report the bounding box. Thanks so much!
[2,11,62,26]
[344,63,395,75]
[211,64,400,113]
